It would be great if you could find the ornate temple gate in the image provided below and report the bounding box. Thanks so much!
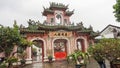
[19,2,97,62]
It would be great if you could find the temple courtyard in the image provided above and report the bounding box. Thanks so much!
[23,58,110,68]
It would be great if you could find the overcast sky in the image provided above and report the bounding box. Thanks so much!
[0,0,119,31]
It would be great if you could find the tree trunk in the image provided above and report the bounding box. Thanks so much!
[8,62,12,68]
[97,61,106,68]
[7,52,17,68]
[110,61,114,68]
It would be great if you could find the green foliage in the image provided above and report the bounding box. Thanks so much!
[32,48,37,52]
[18,52,27,59]
[67,50,89,65]
[0,63,7,68]
[6,56,18,63]
[88,38,120,62]
[100,38,120,61]
[17,38,32,53]
[32,48,37,56]
[0,22,33,67]
[48,55,53,59]
[0,22,21,56]
[113,0,120,22]
[20,59,26,65]
[46,49,53,61]
[48,55,53,62]
[88,44,105,62]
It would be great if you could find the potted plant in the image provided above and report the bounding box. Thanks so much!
[48,55,53,62]
[67,50,89,68]
[47,49,53,62]
[20,59,26,66]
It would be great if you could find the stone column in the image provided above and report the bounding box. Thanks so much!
[51,38,56,61]
[44,41,47,61]
[84,37,88,52]
[26,47,32,60]
[67,37,71,55]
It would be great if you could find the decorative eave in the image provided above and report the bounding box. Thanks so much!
[77,30,92,33]
[38,24,87,31]
[42,8,54,16]
[77,27,99,37]
[49,2,68,11]
[90,31,99,38]
[65,10,74,16]
[20,28,45,34]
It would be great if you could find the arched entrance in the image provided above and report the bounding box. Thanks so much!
[54,39,67,60]
[32,40,44,62]
[76,39,85,52]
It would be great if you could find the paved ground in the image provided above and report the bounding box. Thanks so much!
[23,58,110,68]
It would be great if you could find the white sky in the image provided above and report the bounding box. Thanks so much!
[0,0,120,31]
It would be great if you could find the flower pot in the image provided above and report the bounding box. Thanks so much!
[48,56,53,63]
[20,59,26,65]
[48,58,52,62]
[75,64,82,68]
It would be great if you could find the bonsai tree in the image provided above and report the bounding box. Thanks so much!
[67,50,89,68]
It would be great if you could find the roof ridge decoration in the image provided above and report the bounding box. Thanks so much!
[42,2,74,16]
[49,2,68,10]
[27,19,42,30]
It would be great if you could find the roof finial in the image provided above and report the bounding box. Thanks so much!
[89,25,93,30]
[43,6,46,10]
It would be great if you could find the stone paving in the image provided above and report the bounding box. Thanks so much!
[23,58,110,68]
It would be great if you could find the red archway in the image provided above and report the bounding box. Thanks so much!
[76,39,85,52]
[32,40,44,62]
[54,39,67,60]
